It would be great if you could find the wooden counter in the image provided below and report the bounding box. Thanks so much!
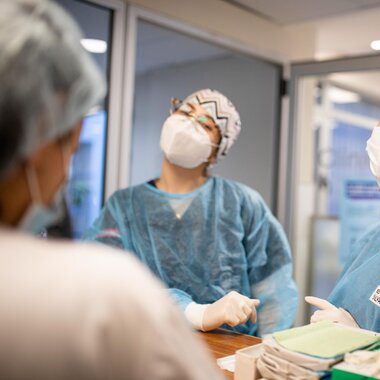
[197,329,261,379]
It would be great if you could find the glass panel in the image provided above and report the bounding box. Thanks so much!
[68,112,107,238]
[293,71,380,323]
[52,0,112,239]
[310,217,341,300]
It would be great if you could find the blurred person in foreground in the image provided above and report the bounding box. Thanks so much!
[0,1,223,378]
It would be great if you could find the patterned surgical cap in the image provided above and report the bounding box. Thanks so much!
[183,89,241,160]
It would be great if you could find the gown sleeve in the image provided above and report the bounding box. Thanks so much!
[241,188,298,336]
[168,288,195,311]
[82,191,132,251]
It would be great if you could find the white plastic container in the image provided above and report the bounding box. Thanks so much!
[234,343,263,380]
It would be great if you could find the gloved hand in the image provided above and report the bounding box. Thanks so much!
[305,296,359,328]
[202,291,260,331]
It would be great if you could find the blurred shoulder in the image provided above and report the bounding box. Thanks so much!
[0,229,193,378]
[359,221,380,242]
[0,229,164,302]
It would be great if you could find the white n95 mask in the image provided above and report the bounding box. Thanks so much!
[160,114,216,169]
[366,127,380,186]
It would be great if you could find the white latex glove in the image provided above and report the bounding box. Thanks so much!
[202,291,260,331]
[305,296,359,328]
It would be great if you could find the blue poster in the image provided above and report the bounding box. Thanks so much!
[339,179,380,265]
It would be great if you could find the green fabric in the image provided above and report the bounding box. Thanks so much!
[273,321,380,358]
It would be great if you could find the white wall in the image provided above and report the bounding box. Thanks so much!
[313,7,380,59]
[126,0,311,62]
[123,0,380,62]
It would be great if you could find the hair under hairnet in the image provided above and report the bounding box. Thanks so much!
[183,89,241,160]
[0,0,106,178]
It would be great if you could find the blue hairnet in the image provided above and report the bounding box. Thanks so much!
[83,177,298,336]
[0,0,105,178]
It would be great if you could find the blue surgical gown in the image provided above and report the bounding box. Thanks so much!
[83,176,298,336]
[329,222,380,332]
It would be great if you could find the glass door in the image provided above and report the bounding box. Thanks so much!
[51,0,123,239]
[285,55,380,325]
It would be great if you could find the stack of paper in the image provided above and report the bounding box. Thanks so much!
[255,321,380,380]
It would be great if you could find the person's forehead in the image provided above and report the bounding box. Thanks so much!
[189,103,220,131]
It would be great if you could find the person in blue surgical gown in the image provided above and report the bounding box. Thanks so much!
[84,89,298,336]
[306,123,380,333]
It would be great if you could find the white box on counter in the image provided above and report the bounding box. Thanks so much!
[234,343,263,380]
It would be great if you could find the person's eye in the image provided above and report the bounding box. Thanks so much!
[197,116,213,130]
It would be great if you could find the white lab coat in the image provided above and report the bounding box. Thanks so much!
[0,228,222,380]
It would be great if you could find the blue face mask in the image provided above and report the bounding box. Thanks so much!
[18,163,66,235]
[18,187,65,235]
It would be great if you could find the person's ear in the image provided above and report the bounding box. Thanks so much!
[58,119,83,151]
[209,155,217,165]
[25,120,83,174]
[57,120,83,175]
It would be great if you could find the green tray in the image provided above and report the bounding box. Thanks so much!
[332,368,380,380]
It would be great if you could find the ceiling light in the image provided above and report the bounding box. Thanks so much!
[370,40,380,51]
[80,39,107,54]
[327,87,360,104]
